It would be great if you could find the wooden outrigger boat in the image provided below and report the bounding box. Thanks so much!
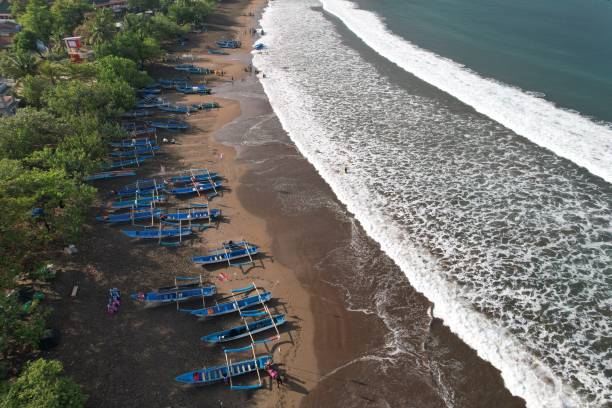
[84,170,136,181]
[96,208,162,223]
[175,346,271,389]
[164,181,222,196]
[191,241,259,266]
[110,194,166,209]
[121,226,193,239]
[147,119,189,130]
[110,145,160,157]
[159,78,188,88]
[115,178,165,197]
[184,283,271,318]
[163,208,221,222]
[121,109,156,118]
[164,169,221,185]
[158,104,193,114]
[201,314,285,343]
[176,84,211,95]
[216,39,241,49]
[109,138,156,148]
[174,64,212,75]
[131,275,216,308]
[103,156,153,170]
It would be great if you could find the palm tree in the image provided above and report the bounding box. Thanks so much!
[75,8,116,46]
[0,49,38,82]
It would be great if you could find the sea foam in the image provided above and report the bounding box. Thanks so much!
[320,0,612,184]
[253,0,611,406]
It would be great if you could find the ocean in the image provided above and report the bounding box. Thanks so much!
[253,0,612,406]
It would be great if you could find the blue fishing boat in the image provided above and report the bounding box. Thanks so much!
[110,145,160,157]
[165,171,221,184]
[164,181,222,196]
[115,179,165,197]
[201,315,285,343]
[103,156,152,170]
[121,109,156,118]
[159,78,188,88]
[147,120,189,130]
[216,39,241,49]
[96,208,162,223]
[109,138,156,148]
[191,241,259,266]
[163,208,221,222]
[121,227,193,239]
[254,43,264,50]
[131,277,216,308]
[84,170,136,181]
[158,104,191,114]
[208,48,229,55]
[175,355,271,387]
[187,291,272,318]
[110,195,166,209]
[176,84,211,95]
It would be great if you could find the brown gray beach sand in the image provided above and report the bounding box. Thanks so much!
[45,0,525,406]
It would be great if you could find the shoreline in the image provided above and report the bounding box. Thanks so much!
[45,0,525,406]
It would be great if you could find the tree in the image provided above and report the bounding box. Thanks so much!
[50,0,93,37]
[168,0,216,25]
[11,31,39,54]
[74,8,116,47]
[126,0,160,12]
[95,55,151,88]
[148,13,189,42]
[0,359,86,408]
[95,30,162,68]
[17,0,54,45]
[0,50,38,82]
[19,75,53,107]
[0,108,62,160]
[42,79,135,120]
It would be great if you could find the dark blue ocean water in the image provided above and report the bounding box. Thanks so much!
[354,0,612,124]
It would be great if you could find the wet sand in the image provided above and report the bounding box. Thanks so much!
[45,0,525,406]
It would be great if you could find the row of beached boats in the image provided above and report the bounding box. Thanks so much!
[132,279,284,388]
[86,53,285,391]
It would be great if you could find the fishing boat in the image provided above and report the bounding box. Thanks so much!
[121,227,193,239]
[96,208,162,223]
[159,78,188,88]
[115,178,165,196]
[216,39,241,49]
[174,64,212,75]
[131,276,216,308]
[176,84,211,95]
[191,241,258,266]
[147,119,189,130]
[201,315,285,343]
[164,181,222,196]
[110,145,160,157]
[121,110,156,118]
[109,138,156,148]
[162,208,221,222]
[183,283,271,318]
[164,170,221,184]
[158,104,192,114]
[208,48,229,55]
[175,353,271,387]
[102,156,153,170]
[110,195,166,209]
[254,43,265,51]
[84,170,136,181]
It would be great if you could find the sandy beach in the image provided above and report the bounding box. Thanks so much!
[44,0,525,406]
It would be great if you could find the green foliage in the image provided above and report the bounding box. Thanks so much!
[17,0,54,45]
[148,13,189,42]
[0,108,62,160]
[74,8,116,46]
[0,160,95,279]
[0,292,48,357]
[10,0,29,17]
[95,30,162,68]
[19,75,52,107]
[11,31,38,54]
[94,55,152,88]
[126,0,160,12]
[42,79,135,120]
[168,0,216,25]
[0,50,38,81]
[0,359,86,408]
[50,0,93,36]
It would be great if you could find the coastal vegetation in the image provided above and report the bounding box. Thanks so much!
[0,0,217,404]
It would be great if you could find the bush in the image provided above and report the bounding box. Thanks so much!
[0,359,86,408]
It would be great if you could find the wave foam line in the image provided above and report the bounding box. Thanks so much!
[320,0,612,184]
